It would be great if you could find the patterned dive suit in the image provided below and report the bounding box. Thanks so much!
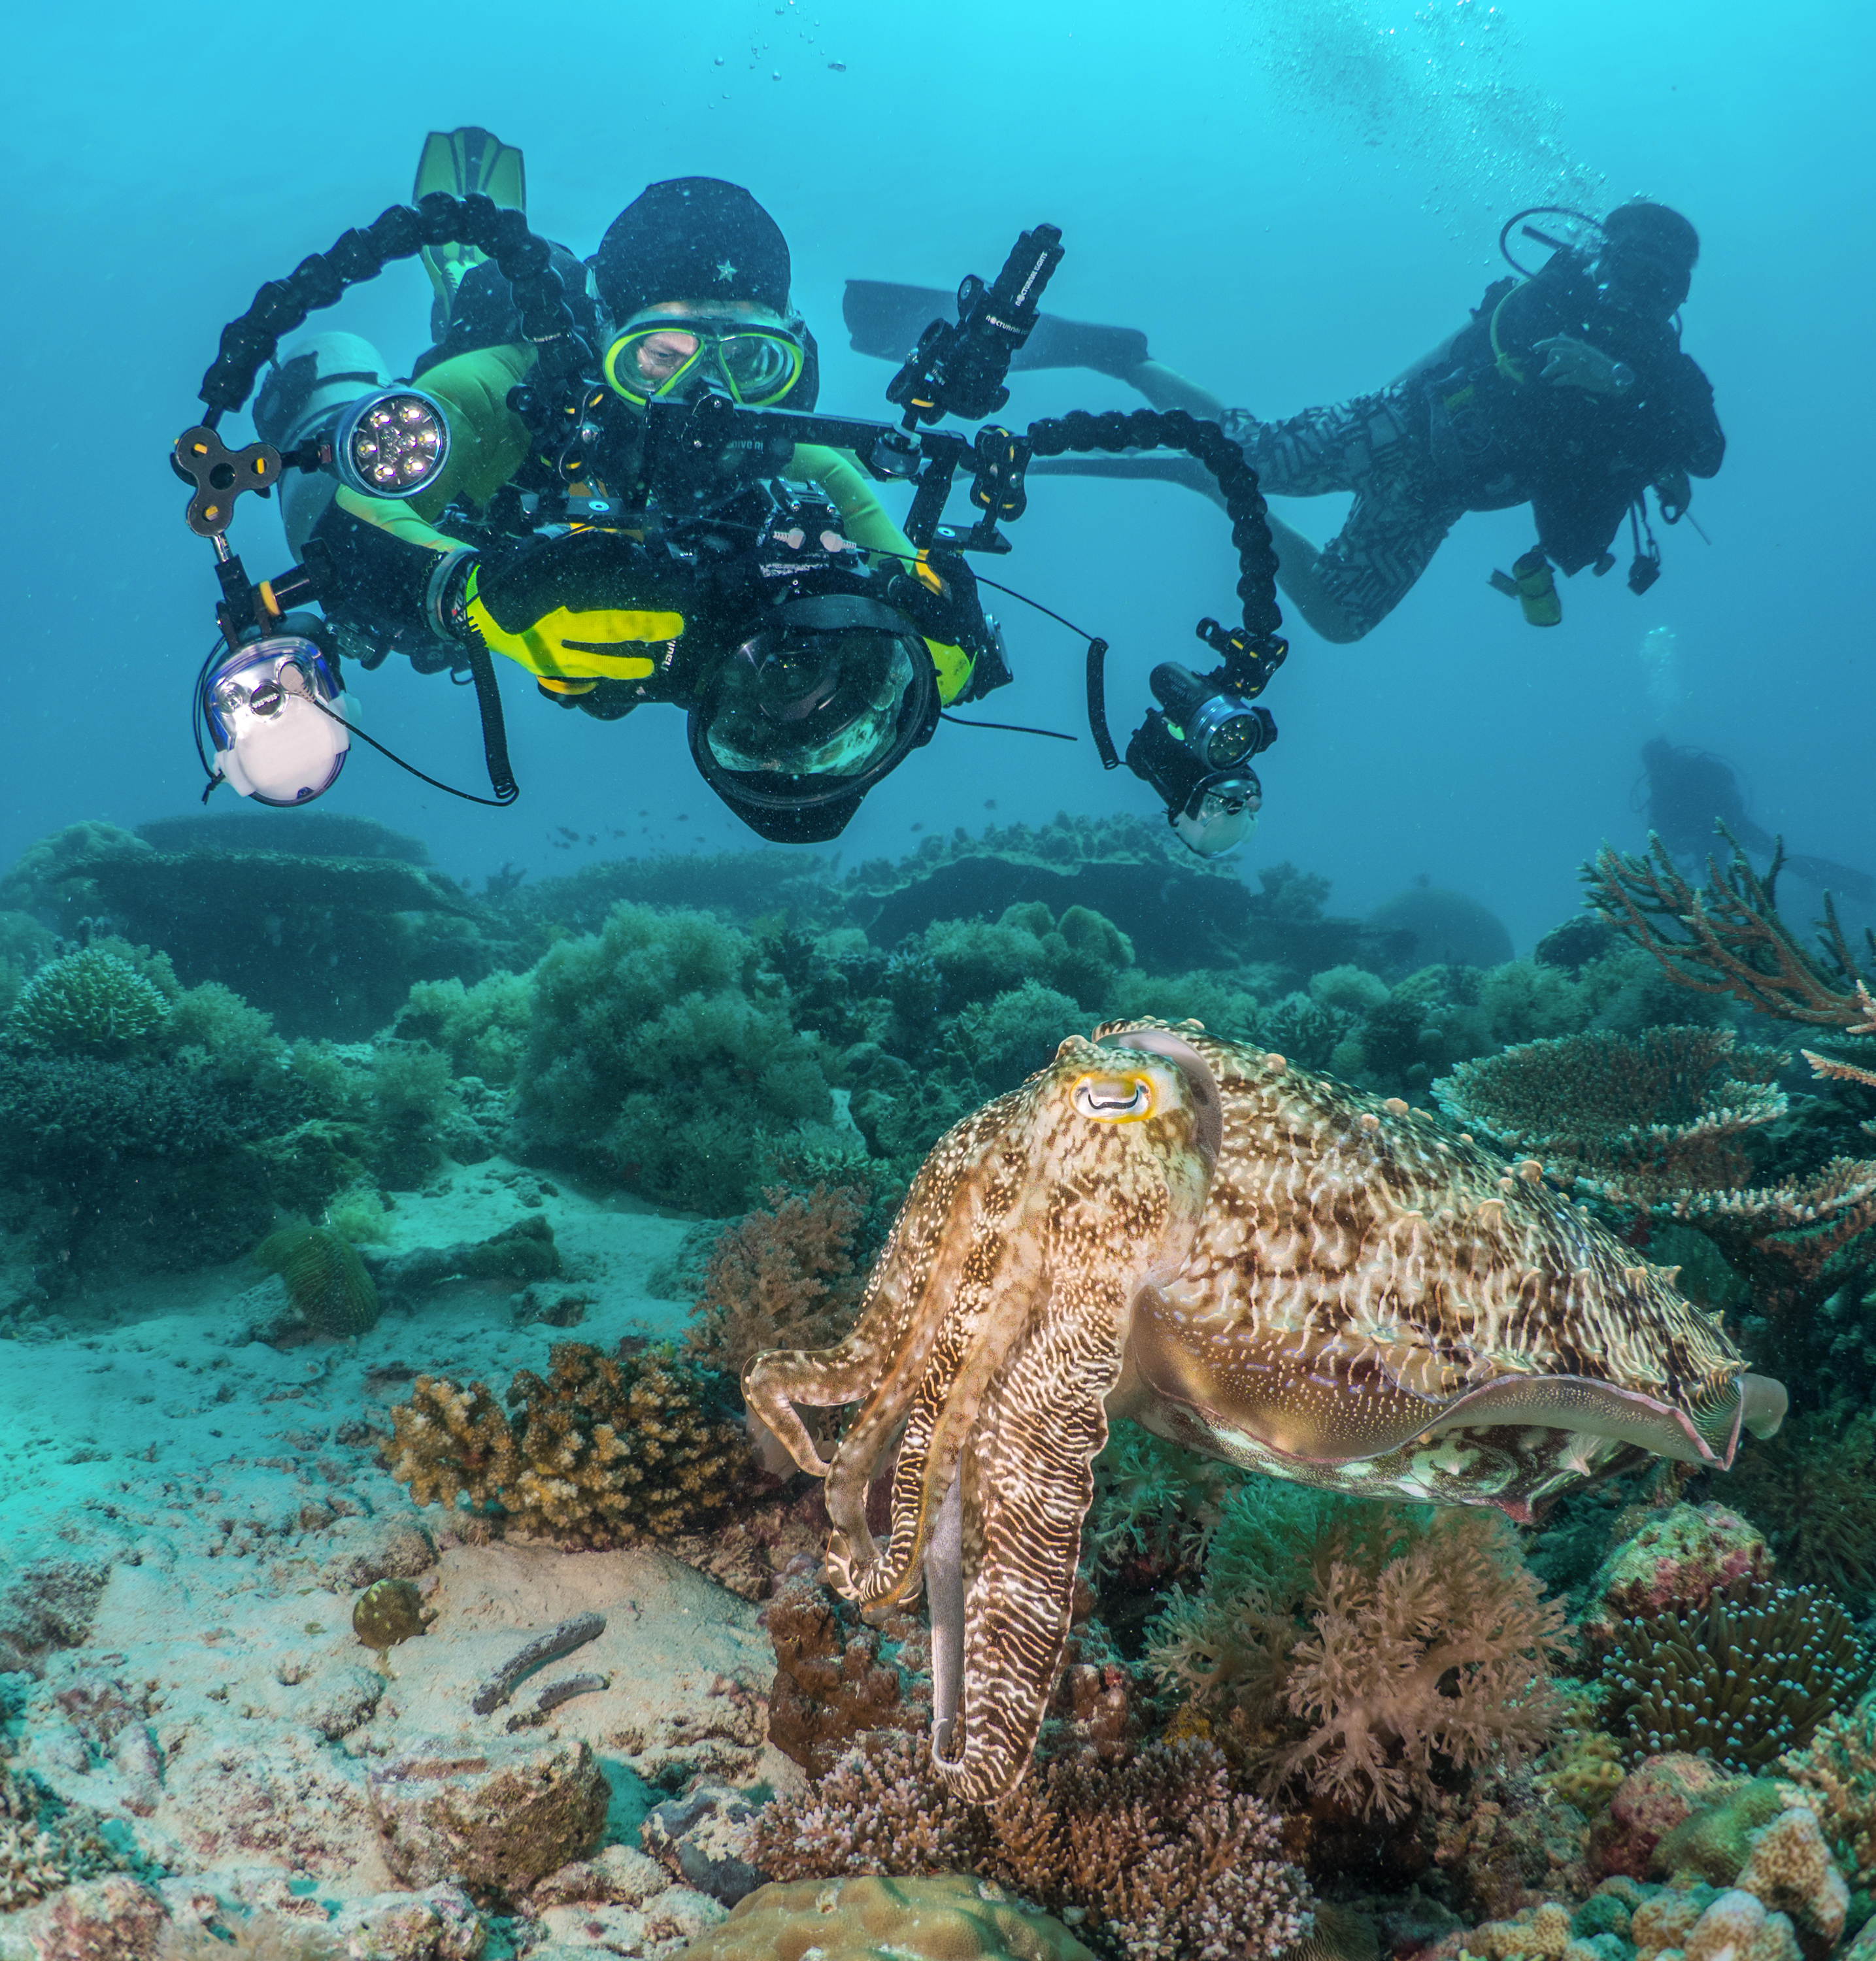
[1224,252,1725,637]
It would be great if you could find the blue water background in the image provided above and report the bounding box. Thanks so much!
[2,0,1867,951]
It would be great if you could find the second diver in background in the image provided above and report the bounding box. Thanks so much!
[848,201,1724,641]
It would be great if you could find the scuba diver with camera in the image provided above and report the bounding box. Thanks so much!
[173,131,1291,855]
[848,200,1726,641]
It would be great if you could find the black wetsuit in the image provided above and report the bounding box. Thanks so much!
[1224,251,1724,635]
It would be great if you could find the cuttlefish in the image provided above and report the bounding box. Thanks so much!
[743,1020,1786,1804]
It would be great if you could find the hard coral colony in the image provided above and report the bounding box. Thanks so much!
[7,811,1876,1961]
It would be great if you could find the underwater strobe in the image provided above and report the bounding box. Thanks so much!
[169,192,580,807]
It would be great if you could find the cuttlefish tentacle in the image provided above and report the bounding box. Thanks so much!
[828,1139,1054,1600]
[742,1094,1023,1493]
[934,1270,1133,1802]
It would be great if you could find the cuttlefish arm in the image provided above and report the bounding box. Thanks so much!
[741,1095,1022,1481]
[934,1269,1131,1802]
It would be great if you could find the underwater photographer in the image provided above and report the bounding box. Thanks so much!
[176,133,1289,856]
[261,163,1001,843]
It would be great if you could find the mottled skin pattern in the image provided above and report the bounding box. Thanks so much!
[744,1020,1784,1804]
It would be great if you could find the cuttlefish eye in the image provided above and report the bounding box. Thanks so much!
[1071,1071,1156,1121]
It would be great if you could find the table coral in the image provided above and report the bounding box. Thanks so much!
[385,1342,753,1545]
[1603,1579,1872,1770]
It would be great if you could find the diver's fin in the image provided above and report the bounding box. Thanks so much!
[1028,452,1226,509]
[414,127,528,339]
[1781,853,1876,902]
[844,280,1149,378]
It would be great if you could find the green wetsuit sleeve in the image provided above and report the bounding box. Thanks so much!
[339,343,539,540]
[794,444,914,571]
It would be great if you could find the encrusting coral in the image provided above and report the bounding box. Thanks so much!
[753,1732,1315,1961]
[0,1758,125,1909]
[1147,1496,1568,1820]
[686,1182,867,1377]
[386,1341,753,1545]
[680,1875,1099,1961]
[1602,1578,1872,1770]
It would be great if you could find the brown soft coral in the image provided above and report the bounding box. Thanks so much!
[686,1182,867,1376]
[386,1342,754,1545]
[1149,1500,1569,1823]
[754,1732,1314,1961]
[1277,1511,1570,1821]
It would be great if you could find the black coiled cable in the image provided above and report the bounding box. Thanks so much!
[199,192,589,422]
[1025,407,1283,645]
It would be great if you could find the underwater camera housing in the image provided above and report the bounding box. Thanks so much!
[170,193,1290,844]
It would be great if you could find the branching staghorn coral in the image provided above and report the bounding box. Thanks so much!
[386,1342,752,1545]
[754,1731,1314,1961]
[9,946,169,1054]
[1731,1411,1876,1611]
[1433,1024,1787,1205]
[1147,1497,1568,1821]
[1603,1579,1872,1771]
[1584,831,1876,1031]
[686,1181,867,1377]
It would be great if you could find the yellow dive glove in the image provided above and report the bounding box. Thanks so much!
[463,532,686,690]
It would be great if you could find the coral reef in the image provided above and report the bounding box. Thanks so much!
[511,901,841,1213]
[1780,1689,1876,1893]
[1601,1579,1872,1769]
[1433,1025,1787,1205]
[2,820,495,1039]
[8,948,169,1054]
[252,1220,380,1339]
[385,1342,754,1545]
[0,1759,127,1910]
[676,1875,1099,1961]
[1147,1496,1568,1820]
[686,1182,867,1377]
[753,1732,1314,1961]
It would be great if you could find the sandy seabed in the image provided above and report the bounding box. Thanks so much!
[0,1158,808,1957]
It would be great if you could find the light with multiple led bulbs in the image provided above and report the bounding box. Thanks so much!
[331,388,451,497]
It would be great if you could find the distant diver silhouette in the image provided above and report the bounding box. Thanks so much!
[1637,737,1873,899]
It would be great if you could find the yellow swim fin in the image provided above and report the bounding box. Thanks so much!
[413,127,528,337]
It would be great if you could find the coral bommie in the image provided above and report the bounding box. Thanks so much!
[386,1342,753,1545]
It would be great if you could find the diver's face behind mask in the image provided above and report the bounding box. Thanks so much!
[202,634,352,805]
[603,300,805,408]
[688,595,939,839]
[1594,205,1698,320]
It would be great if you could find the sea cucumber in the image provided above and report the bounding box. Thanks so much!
[505,1671,611,1731]
[471,1612,607,1715]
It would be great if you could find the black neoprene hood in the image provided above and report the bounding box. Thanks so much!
[595,178,793,320]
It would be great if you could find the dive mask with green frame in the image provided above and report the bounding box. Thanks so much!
[603,312,806,409]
